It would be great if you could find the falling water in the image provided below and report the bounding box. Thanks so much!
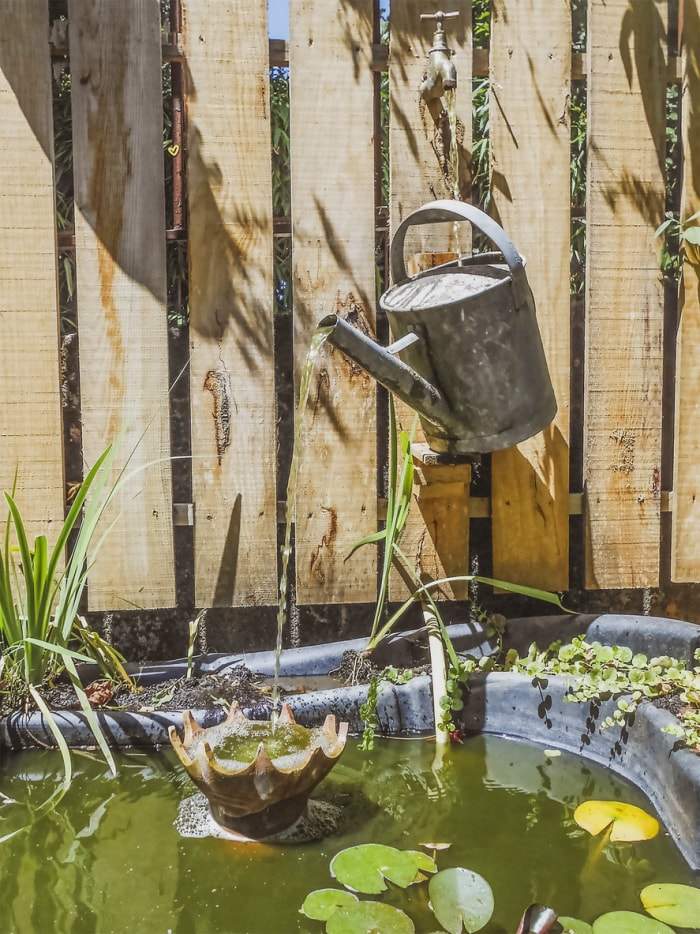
[271,326,332,725]
[444,87,461,200]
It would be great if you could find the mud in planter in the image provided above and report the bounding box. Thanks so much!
[3,612,700,876]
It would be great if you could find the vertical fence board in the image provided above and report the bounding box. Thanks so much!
[489,1,571,591]
[0,1,65,539]
[672,0,700,581]
[584,0,666,588]
[69,0,175,609]
[289,0,377,604]
[183,2,278,607]
[388,0,472,601]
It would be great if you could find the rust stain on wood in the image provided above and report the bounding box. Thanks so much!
[204,368,233,463]
[328,291,374,386]
[609,428,636,475]
[308,506,338,585]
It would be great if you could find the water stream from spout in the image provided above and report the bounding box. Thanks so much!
[444,87,460,201]
[271,326,332,726]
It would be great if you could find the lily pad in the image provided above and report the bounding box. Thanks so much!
[592,911,675,934]
[300,889,358,921]
[428,867,494,933]
[559,918,593,934]
[330,844,436,894]
[573,800,659,842]
[640,882,700,928]
[325,900,414,934]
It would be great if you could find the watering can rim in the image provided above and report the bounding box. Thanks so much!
[379,258,517,312]
[389,199,532,312]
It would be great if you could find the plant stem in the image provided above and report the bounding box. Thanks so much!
[423,598,448,744]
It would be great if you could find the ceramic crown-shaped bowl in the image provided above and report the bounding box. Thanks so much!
[168,701,348,838]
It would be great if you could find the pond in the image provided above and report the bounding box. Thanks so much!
[0,734,694,933]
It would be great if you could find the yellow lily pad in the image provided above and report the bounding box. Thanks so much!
[573,800,659,842]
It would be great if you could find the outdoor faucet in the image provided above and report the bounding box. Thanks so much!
[420,11,458,101]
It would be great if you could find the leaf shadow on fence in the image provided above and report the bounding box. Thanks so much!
[682,0,700,205]
[212,493,241,607]
[0,5,54,161]
[185,120,274,367]
[293,198,376,442]
[619,0,667,180]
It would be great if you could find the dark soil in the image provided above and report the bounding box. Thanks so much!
[1,649,382,720]
[11,666,276,719]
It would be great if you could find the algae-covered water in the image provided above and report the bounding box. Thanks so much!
[0,734,694,933]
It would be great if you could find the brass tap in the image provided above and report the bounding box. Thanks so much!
[420,11,458,101]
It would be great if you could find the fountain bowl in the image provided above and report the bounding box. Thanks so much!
[168,701,348,839]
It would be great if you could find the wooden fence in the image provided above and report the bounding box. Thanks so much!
[1,0,699,618]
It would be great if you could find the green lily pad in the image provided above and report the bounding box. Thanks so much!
[428,867,494,933]
[640,882,700,928]
[573,800,659,842]
[559,919,593,934]
[325,900,414,934]
[592,911,675,934]
[300,888,358,921]
[330,844,435,894]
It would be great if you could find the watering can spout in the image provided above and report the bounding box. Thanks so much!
[318,313,460,436]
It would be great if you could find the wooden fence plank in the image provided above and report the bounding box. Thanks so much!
[0,1,65,541]
[489,0,571,591]
[289,0,377,604]
[69,0,175,609]
[388,0,472,601]
[672,0,700,581]
[183,2,278,607]
[584,0,666,588]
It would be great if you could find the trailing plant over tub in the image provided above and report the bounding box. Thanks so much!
[510,636,700,753]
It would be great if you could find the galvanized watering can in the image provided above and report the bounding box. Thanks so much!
[319,200,557,454]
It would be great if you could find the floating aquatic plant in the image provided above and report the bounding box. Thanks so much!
[428,866,494,934]
[573,800,659,843]
[329,843,435,894]
[639,882,700,929]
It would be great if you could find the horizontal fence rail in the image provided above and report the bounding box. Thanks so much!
[1,0,698,620]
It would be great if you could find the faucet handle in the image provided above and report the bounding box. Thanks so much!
[420,11,459,25]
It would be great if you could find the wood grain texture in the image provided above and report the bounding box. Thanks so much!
[0,1,65,542]
[489,0,571,591]
[584,0,666,588]
[289,0,377,604]
[672,0,700,581]
[69,0,175,609]
[183,1,278,607]
[388,1,472,601]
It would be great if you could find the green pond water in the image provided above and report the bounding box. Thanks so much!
[0,734,694,933]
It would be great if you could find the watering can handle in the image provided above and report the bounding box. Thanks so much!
[390,199,532,311]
